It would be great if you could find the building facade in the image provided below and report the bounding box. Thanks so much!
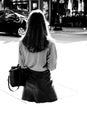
[0,0,87,26]
[0,0,52,22]
[0,0,86,14]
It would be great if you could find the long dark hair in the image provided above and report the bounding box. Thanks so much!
[22,10,49,52]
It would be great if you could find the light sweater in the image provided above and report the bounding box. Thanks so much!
[18,40,57,71]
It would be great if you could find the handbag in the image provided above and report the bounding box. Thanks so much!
[8,64,29,91]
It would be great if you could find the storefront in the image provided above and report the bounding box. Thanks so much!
[1,0,87,26]
[1,0,86,14]
[1,0,51,23]
[28,0,51,23]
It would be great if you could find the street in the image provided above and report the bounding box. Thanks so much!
[0,29,87,130]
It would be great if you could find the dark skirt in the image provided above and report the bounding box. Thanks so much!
[22,69,57,103]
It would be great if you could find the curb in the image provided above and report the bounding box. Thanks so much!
[50,27,87,34]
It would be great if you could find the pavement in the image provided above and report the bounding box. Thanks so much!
[51,27,87,34]
[0,28,87,130]
[62,27,87,32]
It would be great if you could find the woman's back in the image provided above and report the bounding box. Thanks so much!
[18,39,57,71]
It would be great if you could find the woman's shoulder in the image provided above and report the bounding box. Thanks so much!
[19,39,25,49]
[19,39,23,47]
[47,38,56,49]
[18,39,25,52]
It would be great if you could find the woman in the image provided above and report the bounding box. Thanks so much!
[18,9,57,103]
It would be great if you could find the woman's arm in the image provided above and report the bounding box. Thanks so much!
[47,42,57,71]
[18,41,25,67]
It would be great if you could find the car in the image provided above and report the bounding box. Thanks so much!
[0,9,27,36]
[13,9,29,17]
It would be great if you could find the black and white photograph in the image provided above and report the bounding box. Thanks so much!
[0,0,87,130]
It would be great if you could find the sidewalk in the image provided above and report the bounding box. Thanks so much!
[0,32,87,130]
[51,27,87,34]
[62,27,87,33]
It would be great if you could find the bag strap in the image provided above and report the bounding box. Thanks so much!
[8,76,19,92]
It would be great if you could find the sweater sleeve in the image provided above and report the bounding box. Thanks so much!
[47,42,57,71]
[18,41,25,67]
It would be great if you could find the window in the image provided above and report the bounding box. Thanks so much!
[31,1,38,10]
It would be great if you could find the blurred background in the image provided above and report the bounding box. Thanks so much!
[0,0,87,28]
